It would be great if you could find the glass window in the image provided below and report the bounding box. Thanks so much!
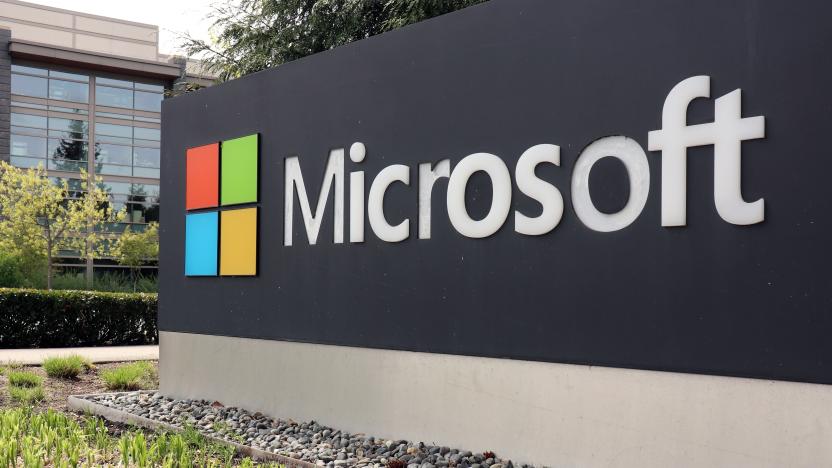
[97,144,132,165]
[96,123,133,138]
[98,164,132,176]
[145,205,160,223]
[100,181,132,195]
[49,159,86,172]
[134,139,160,149]
[49,70,89,82]
[11,134,47,157]
[96,85,133,108]
[48,118,88,140]
[11,113,47,129]
[134,116,161,123]
[11,126,47,137]
[50,177,85,196]
[11,74,47,98]
[132,184,160,198]
[133,167,160,178]
[134,82,164,92]
[96,112,133,120]
[10,156,45,169]
[49,139,87,161]
[11,65,47,76]
[134,147,160,168]
[49,106,88,115]
[134,91,162,112]
[97,77,133,88]
[127,202,159,223]
[133,127,160,141]
[97,135,132,145]
[12,101,48,110]
[49,79,89,103]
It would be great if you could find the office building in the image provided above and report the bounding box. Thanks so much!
[0,0,212,276]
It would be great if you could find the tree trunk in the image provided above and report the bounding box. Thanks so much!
[46,239,53,290]
[85,209,94,289]
[85,239,94,289]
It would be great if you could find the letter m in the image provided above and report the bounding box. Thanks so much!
[284,149,344,246]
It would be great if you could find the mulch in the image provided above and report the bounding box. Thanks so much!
[0,360,159,413]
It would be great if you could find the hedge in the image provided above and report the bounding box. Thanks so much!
[0,288,157,348]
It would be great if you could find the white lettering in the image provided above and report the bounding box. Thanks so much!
[368,164,410,242]
[571,136,650,232]
[284,150,344,246]
[514,144,564,236]
[447,153,512,238]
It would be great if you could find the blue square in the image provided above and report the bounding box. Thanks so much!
[185,212,218,276]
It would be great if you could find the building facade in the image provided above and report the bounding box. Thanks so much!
[0,0,211,277]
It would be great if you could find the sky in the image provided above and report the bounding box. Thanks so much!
[28,0,217,55]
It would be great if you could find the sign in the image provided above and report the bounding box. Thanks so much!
[161,0,832,384]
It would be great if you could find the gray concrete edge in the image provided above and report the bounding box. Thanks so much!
[0,345,159,366]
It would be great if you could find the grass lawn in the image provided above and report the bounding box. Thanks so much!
[0,360,283,467]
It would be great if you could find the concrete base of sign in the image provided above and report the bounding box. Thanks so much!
[160,331,832,467]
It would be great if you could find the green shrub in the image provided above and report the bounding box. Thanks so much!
[50,271,158,293]
[94,271,158,293]
[0,251,24,288]
[49,272,88,291]
[7,370,43,388]
[43,355,91,379]
[0,288,157,348]
[101,361,156,391]
[8,385,45,404]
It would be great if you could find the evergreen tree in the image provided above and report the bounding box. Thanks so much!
[182,0,487,82]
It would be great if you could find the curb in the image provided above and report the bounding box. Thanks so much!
[0,345,159,365]
[68,392,318,468]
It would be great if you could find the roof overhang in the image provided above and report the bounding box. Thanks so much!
[9,39,181,80]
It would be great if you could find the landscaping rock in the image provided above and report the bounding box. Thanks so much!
[78,392,530,468]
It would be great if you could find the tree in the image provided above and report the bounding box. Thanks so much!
[0,249,24,288]
[182,0,487,82]
[112,222,159,292]
[51,119,88,173]
[0,161,126,290]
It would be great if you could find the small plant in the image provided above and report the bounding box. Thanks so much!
[9,385,45,404]
[0,408,268,466]
[119,435,130,467]
[483,451,496,460]
[101,361,156,391]
[212,421,229,434]
[7,370,43,388]
[43,355,91,378]
[83,416,111,452]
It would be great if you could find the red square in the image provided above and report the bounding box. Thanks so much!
[186,143,219,210]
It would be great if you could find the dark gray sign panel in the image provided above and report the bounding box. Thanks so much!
[160,0,832,384]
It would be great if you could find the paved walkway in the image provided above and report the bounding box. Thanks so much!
[0,345,158,365]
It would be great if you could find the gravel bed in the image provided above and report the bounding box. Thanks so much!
[80,392,534,468]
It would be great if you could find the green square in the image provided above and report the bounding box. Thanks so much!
[221,134,258,205]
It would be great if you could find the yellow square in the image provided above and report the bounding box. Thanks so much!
[220,208,257,276]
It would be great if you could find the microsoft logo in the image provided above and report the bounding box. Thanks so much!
[184,134,259,277]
